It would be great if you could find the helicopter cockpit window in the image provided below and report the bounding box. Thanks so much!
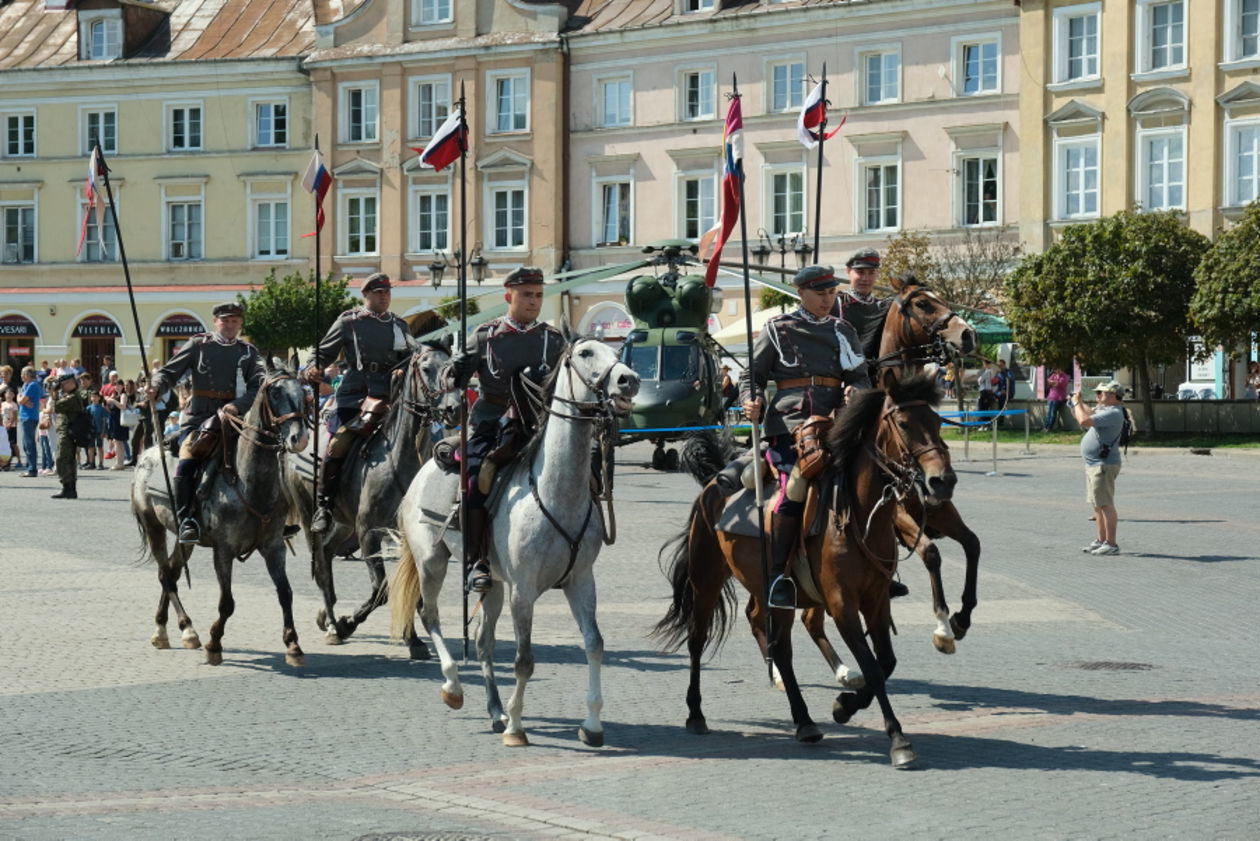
[624,344,659,380]
[662,344,699,383]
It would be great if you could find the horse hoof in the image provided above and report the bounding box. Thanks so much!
[285,652,305,667]
[440,689,464,710]
[491,719,507,734]
[579,726,604,747]
[315,609,328,632]
[205,649,223,666]
[408,639,431,660]
[832,698,854,725]
[685,717,710,735]
[150,634,170,650]
[891,744,918,769]
[837,666,865,690]
[503,731,529,747]
[324,629,345,646]
[795,722,824,744]
[950,614,970,641]
[932,634,957,655]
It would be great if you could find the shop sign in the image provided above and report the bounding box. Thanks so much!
[0,315,38,337]
[8,346,32,356]
[157,314,205,337]
[73,315,121,338]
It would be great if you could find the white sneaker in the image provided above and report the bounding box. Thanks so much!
[1081,540,1104,553]
[1090,542,1120,556]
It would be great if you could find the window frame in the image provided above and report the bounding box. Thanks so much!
[595,73,633,128]
[857,45,901,106]
[164,199,204,262]
[1051,3,1102,86]
[1135,0,1187,76]
[487,69,531,136]
[2,111,36,159]
[593,176,634,247]
[486,182,529,252]
[408,74,452,141]
[408,181,452,255]
[0,202,37,264]
[80,106,118,156]
[856,156,901,233]
[766,58,807,113]
[679,66,717,122]
[1135,125,1186,212]
[1224,117,1260,207]
[955,151,1002,227]
[676,170,718,241]
[1052,135,1102,221]
[952,33,1002,97]
[413,0,453,26]
[680,0,714,13]
[78,9,122,61]
[77,192,118,263]
[339,187,380,257]
[763,163,807,238]
[1224,0,1260,64]
[339,81,380,145]
[165,101,204,153]
[251,99,289,149]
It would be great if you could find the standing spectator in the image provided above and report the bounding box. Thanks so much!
[100,370,121,400]
[69,358,86,376]
[52,374,90,499]
[0,366,12,396]
[98,355,115,387]
[85,391,107,469]
[103,379,131,469]
[943,362,957,399]
[36,360,52,384]
[129,378,153,463]
[1044,367,1070,431]
[719,365,738,411]
[17,365,43,478]
[977,359,997,413]
[2,388,18,470]
[993,359,1015,426]
[37,399,56,474]
[1069,380,1127,556]
[1247,361,1260,401]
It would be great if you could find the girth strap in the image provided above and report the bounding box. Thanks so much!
[528,469,595,590]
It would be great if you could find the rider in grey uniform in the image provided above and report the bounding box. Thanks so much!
[838,248,891,362]
[741,265,871,609]
[306,272,415,533]
[442,266,564,593]
[149,301,266,544]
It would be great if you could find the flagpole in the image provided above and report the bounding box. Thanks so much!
[456,82,471,662]
[311,135,321,525]
[96,143,176,517]
[812,64,827,259]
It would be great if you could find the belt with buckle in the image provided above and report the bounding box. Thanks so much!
[482,393,510,407]
[364,362,384,373]
[775,376,844,390]
[192,388,235,400]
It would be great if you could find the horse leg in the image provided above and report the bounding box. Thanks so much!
[744,595,781,690]
[477,583,508,732]
[950,522,981,642]
[501,587,536,746]
[344,541,389,637]
[830,601,914,767]
[564,571,604,747]
[311,539,345,645]
[920,541,956,654]
[767,608,822,743]
[147,516,176,649]
[802,606,862,688]
[204,546,236,666]
[262,541,304,667]
[166,543,201,649]
[864,602,916,769]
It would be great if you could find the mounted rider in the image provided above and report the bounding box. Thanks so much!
[442,266,563,594]
[741,265,871,609]
[306,272,415,534]
[148,301,266,544]
[837,248,891,363]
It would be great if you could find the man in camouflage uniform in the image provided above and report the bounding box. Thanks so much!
[148,301,266,543]
[742,265,871,609]
[306,272,415,533]
[442,266,564,593]
[51,373,90,499]
[838,248,891,363]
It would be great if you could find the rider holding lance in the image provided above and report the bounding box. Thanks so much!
[442,266,563,594]
[148,302,266,544]
[306,272,415,534]
[837,248,891,362]
[742,265,870,609]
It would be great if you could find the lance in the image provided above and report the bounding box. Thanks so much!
[95,143,176,518]
[812,63,827,259]
[456,82,471,662]
[311,134,322,527]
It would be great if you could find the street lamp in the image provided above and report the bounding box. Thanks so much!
[468,245,489,285]
[751,229,772,267]
[793,234,813,269]
[428,251,449,288]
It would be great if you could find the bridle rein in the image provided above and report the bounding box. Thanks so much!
[873,284,964,372]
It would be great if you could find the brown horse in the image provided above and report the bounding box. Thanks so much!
[654,371,955,767]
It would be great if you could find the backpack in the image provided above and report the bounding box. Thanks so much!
[1118,408,1136,454]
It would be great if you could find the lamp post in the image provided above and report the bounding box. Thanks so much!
[468,245,488,285]
[792,234,813,269]
[428,251,449,288]
[751,229,772,267]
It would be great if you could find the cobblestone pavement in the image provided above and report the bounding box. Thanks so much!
[2,441,1258,841]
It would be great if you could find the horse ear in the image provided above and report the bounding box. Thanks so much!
[889,274,906,294]
[879,366,900,393]
[288,352,300,372]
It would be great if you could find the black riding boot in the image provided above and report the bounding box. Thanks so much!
[767,514,802,609]
[890,579,910,599]
[311,457,343,534]
[174,473,201,544]
[51,481,78,500]
[464,507,492,593]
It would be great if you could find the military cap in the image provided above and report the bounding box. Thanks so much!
[362,272,392,293]
[504,266,545,287]
[792,265,840,291]
[212,301,246,318]
[57,372,80,388]
[845,248,881,269]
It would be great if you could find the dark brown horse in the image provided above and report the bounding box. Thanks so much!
[655,372,955,767]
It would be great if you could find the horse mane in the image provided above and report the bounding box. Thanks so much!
[826,370,941,471]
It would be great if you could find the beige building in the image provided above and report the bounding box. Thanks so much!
[562,0,1021,338]
[0,0,320,378]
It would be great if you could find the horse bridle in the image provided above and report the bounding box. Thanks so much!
[873,285,963,371]
[399,347,457,427]
[225,372,304,451]
[520,339,623,423]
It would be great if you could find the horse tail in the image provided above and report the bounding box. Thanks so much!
[679,429,740,487]
[388,527,419,642]
[651,484,735,655]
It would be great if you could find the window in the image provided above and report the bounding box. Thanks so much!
[344,193,378,255]
[958,39,999,95]
[4,113,35,158]
[342,84,379,143]
[1,206,35,264]
[861,50,900,105]
[680,175,716,240]
[682,0,714,11]
[169,105,202,151]
[959,156,999,226]
[769,61,805,112]
[597,181,631,246]
[1137,1,1185,73]
[1053,4,1101,83]
[253,200,289,258]
[417,0,451,24]
[769,169,805,236]
[88,18,121,60]
[682,69,715,121]
[167,202,203,260]
[80,204,116,263]
[412,188,449,253]
[254,102,287,148]
[599,77,632,127]
[862,162,899,231]
[491,187,526,249]
[84,109,116,155]
[491,72,529,134]
[412,77,450,139]
[1231,0,1260,61]
[1138,130,1184,211]
[1056,138,1100,219]
[1229,122,1260,206]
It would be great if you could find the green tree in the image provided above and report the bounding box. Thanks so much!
[238,268,356,361]
[883,227,1020,311]
[881,230,940,286]
[758,286,796,312]
[435,295,481,322]
[1190,201,1260,353]
[1005,210,1210,431]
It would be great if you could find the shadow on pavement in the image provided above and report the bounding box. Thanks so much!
[1126,552,1254,564]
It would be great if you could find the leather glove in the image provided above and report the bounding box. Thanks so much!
[449,350,478,380]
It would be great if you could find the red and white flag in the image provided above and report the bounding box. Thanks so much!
[411,104,467,172]
[698,96,744,288]
[797,82,845,150]
[76,146,107,256]
[300,150,333,238]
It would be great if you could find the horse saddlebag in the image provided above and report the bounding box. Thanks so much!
[187,414,222,460]
[793,415,833,481]
[348,397,389,438]
[432,434,461,473]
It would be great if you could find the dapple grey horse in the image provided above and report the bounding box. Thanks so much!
[132,364,309,665]
[390,337,638,747]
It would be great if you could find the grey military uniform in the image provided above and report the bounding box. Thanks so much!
[741,310,871,438]
[314,308,415,410]
[839,291,892,361]
[443,317,564,427]
[151,334,265,436]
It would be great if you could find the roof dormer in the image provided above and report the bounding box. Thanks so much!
[79,7,123,61]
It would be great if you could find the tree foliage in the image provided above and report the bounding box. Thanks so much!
[435,295,481,321]
[882,227,1021,312]
[238,269,356,360]
[1190,201,1260,353]
[1005,210,1210,430]
[758,286,797,312]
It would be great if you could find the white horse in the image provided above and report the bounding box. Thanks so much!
[390,337,639,747]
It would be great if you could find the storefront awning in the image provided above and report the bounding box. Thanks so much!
[156,314,205,337]
[959,308,1013,344]
[73,315,121,338]
[0,314,38,337]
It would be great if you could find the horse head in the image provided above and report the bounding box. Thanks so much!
[876,368,956,506]
[557,337,640,416]
[882,275,977,364]
[258,363,309,454]
[405,340,460,429]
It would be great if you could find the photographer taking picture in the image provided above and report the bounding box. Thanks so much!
[1070,380,1127,556]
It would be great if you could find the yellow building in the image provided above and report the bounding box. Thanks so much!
[0,0,316,379]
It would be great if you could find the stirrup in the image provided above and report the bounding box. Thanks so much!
[466,562,492,594]
[311,505,333,534]
[177,519,201,545]
[767,574,797,610]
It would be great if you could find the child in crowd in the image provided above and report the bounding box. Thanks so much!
[1,388,18,470]
[37,402,55,474]
[86,391,108,469]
